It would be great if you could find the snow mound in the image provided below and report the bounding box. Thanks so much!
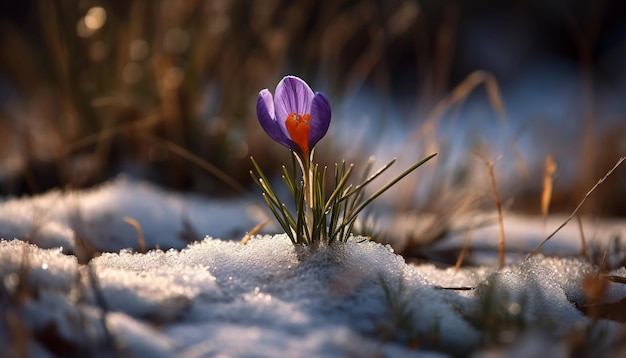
[0,176,260,253]
[2,234,625,357]
[1,177,625,357]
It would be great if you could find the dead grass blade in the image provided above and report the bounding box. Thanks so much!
[484,159,506,268]
[422,70,506,134]
[135,132,247,195]
[576,214,590,262]
[454,234,472,272]
[541,155,557,227]
[526,156,626,259]
[582,298,626,323]
[179,213,202,243]
[579,251,609,320]
[241,218,272,245]
[433,285,476,291]
[580,251,625,322]
[123,217,146,254]
[454,202,479,271]
[602,275,626,285]
[86,260,114,348]
[64,115,160,154]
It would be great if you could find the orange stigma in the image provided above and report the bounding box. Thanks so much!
[285,112,311,156]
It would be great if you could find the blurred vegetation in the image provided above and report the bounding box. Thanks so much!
[0,0,428,196]
[0,0,624,230]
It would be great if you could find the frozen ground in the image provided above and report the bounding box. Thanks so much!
[1,177,625,357]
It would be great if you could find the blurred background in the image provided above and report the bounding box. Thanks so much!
[0,0,625,227]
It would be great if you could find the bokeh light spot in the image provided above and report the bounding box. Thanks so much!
[85,7,107,30]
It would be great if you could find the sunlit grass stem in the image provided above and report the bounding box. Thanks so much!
[526,156,626,259]
[485,160,505,268]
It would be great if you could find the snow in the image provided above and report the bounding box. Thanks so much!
[393,211,626,266]
[1,177,625,357]
[0,176,261,253]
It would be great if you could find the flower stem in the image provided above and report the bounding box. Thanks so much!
[293,151,315,209]
[304,153,315,242]
[293,151,316,243]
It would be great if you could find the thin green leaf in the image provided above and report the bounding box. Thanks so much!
[341,153,437,232]
[281,165,296,195]
[341,158,397,202]
[261,193,294,243]
[323,164,355,213]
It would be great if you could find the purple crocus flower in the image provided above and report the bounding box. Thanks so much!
[256,76,331,162]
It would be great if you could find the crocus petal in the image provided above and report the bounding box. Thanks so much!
[257,89,295,149]
[274,76,314,138]
[308,92,331,148]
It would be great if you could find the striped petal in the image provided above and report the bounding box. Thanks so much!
[274,76,314,139]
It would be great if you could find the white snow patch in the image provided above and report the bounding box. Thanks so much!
[1,177,625,357]
[0,176,261,253]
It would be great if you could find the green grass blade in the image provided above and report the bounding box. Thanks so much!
[341,153,437,233]
[340,158,397,202]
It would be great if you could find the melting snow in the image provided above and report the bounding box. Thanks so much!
[0,177,625,357]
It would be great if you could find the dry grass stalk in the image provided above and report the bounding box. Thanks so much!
[421,70,506,137]
[85,261,114,348]
[582,251,609,320]
[485,160,506,268]
[395,69,507,214]
[454,230,473,272]
[135,132,247,195]
[576,214,590,262]
[541,155,557,227]
[602,275,626,285]
[240,218,272,245]
[527,156,626,259]
[454,202,479,271]
[123,216,146,254]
